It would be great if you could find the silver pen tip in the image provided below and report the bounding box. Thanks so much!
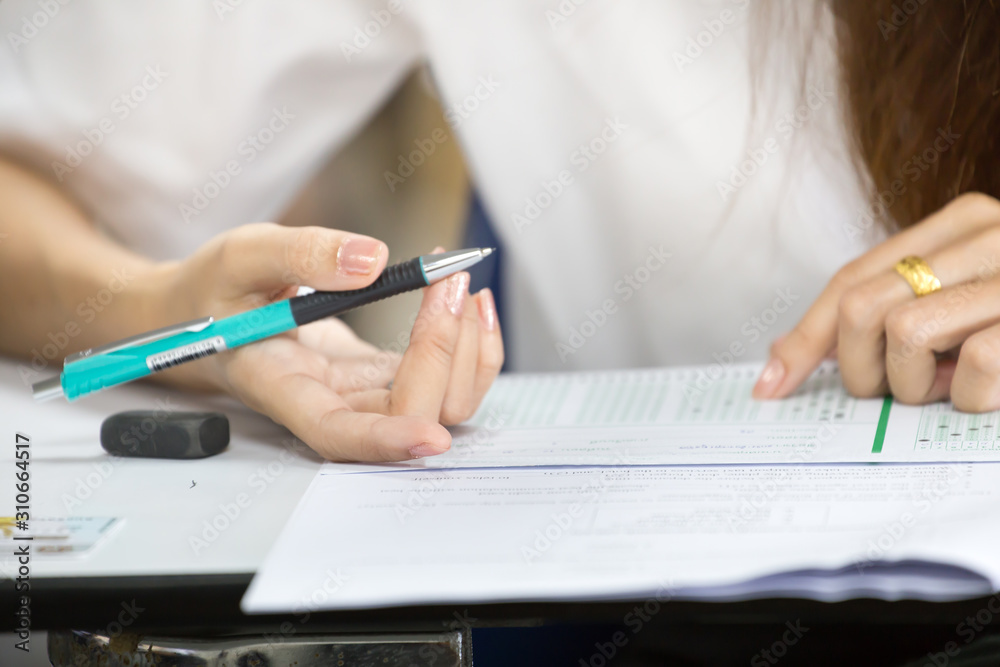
[32,375,64,401]
[421,247,495,283]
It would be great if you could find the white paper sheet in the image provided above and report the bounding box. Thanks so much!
[243,362,1000,613]
[242,462,1000,612]
[350,362,1000,470]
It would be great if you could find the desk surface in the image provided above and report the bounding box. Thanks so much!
[1,357,996,635]
[0,357,322,581]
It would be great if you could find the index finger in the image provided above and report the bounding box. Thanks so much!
[754,193,1000,399]
[389,271,470,420]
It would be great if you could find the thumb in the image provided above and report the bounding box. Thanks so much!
[217,222,388,294]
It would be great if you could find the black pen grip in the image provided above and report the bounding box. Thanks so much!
[288,257,427,326]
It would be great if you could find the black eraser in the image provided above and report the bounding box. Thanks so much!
[100,411,229,459]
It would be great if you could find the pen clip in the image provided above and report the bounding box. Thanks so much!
[64,316,215,366]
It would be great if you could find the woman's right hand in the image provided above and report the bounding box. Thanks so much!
[148,222,504,462]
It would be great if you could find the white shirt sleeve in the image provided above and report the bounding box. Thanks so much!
[0,0,423,259]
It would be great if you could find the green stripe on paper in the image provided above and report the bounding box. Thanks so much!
[871,395,893,454]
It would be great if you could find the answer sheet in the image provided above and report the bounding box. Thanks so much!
[242,462,1000,612]
[384,362,1000,468]
[242,362,1000,613]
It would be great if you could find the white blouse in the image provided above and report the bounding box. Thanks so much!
[0,0,876,371]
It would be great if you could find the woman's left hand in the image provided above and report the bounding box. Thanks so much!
[754,192,1000,411]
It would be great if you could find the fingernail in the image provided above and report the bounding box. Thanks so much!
[338,237,383,275]
[477,288,497,331]
[754,358,786,399]
[409,442,448,458]
[445,273,469,316]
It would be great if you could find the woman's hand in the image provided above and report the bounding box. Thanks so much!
[153,223,503,462]
[754,192,1000,411]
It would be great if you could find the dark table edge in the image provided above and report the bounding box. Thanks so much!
[3,572,998,636]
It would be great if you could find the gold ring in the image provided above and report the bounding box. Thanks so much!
[894,255,941,297]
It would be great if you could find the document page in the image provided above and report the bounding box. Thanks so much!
[242,462,1000,612]
[881,400,1000,461]
[242,362,1000,613]
[370,362,1000,469]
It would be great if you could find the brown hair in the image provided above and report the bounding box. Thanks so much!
[828,0,1000,229]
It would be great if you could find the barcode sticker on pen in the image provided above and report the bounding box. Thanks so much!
[146,336,227,372]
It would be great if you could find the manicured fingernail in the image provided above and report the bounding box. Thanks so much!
[477,288,497,331]
[445,273,469,316]
[754,358,786,399]
[409,442,447,458]
[338,237,383,275]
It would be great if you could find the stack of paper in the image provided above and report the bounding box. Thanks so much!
[242,363,1000,613]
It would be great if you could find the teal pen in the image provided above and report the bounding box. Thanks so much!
[32,248,494,402]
